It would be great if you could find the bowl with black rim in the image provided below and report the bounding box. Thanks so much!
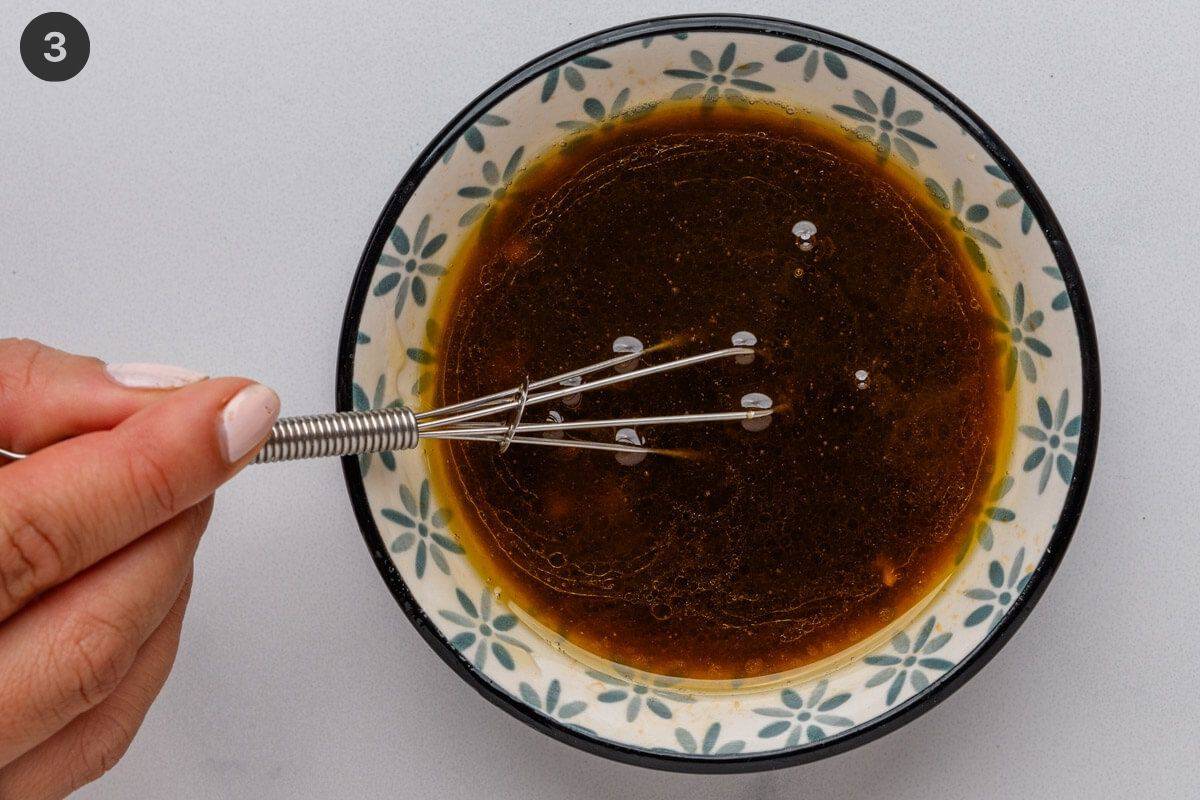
[335,14,1098,771]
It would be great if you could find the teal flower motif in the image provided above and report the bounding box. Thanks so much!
[352,374,402,476]
[405,318,439,398]
[1021,389,1080,493]
[664,43,775,105]
[375,215,448,315]
[965,547,1032,629]
[457,146,524,228]
[974,475,1015,552]
[382,479,462,579]
[640,32,688,48]
[924,177,1002,271]
[438,588,530,671]
[441,113,509,164]
[834,86,936,165]
[864,616,953,706]
[555,88,651,140]
[674,722,745,756]
[518,679,593,735]
[992,282,1052,388]
[540,56,611,103]
[985,164,1034,235]
[753,680,854,746]
[775,43,847,82]
[355,331,371,345]
[586,668,694,722]
[1042,265,1071,311]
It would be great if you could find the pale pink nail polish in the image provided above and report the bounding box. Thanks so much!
[106,362,208,389]
[218,384,281,463]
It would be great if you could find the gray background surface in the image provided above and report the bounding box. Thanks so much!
[2,1,1197,798]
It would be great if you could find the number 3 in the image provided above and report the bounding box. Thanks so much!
[44,31,66,63]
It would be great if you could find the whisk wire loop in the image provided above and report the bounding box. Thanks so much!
[497,379,531,454]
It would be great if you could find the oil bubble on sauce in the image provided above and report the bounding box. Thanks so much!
[741,392,774,432]
[793,219,817,251]
[614,427,646,466]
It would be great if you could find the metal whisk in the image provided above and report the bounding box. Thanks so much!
[252,333,773,464]
[0,334,773,466]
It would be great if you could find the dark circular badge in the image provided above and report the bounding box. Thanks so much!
[21,12,90,82]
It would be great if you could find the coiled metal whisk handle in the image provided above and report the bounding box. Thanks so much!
[253,407,419,464]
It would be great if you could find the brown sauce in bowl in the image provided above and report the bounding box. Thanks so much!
[429,102,1009,680]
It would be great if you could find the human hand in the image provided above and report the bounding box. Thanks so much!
[0,339,280,799]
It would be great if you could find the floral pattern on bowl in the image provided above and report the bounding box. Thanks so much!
[337,16,1097,771]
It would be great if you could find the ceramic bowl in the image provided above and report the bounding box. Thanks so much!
[336,15,1099,771]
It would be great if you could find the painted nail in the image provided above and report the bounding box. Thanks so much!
[218,384,281,463]
[106,362,208,389]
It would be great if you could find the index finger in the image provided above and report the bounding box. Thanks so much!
[0,338,207,454]
[0,377,279,621]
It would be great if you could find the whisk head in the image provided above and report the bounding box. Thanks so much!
[413,333,774,457]
[250,333,774,464]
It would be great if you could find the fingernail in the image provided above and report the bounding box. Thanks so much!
[219,384,281,463]
[106,362,208,389]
